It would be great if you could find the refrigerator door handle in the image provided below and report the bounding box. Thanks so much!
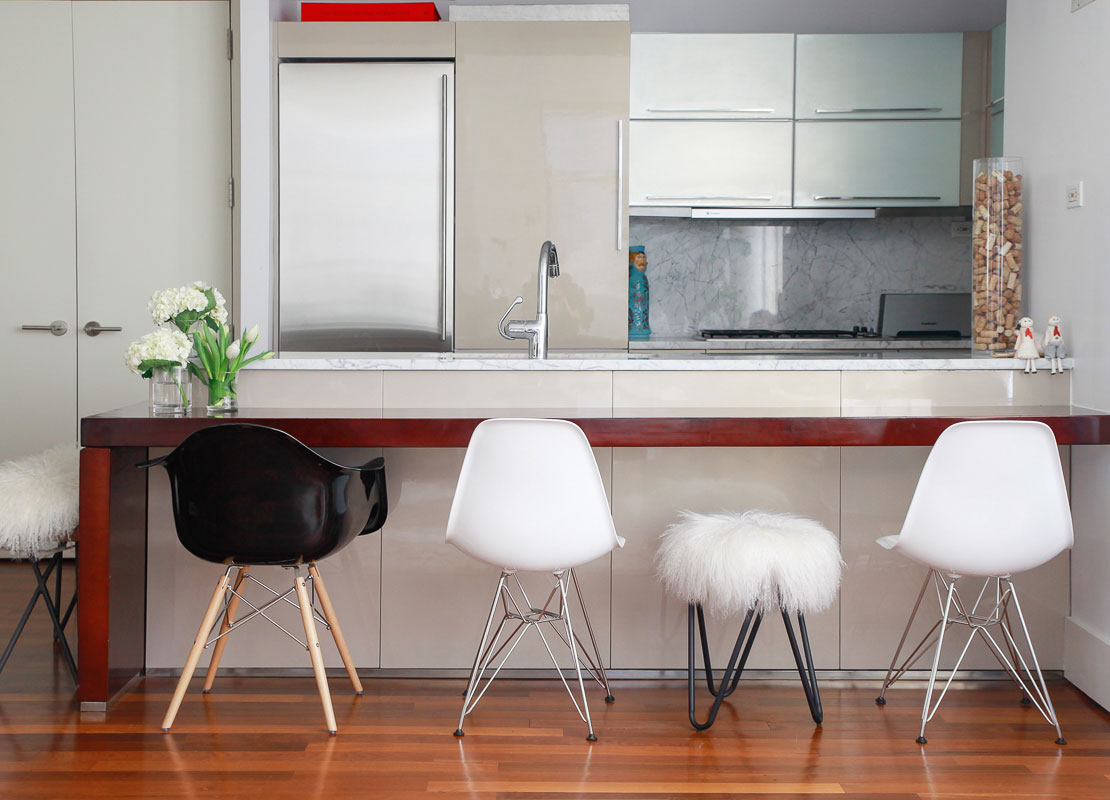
[441,73,449,341]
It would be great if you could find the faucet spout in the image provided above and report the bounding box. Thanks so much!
[495,240,560,359]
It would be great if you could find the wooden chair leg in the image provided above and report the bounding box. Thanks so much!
[308,564,363,694]
[294,571,338,734]
[162,571,232,732]
[202,566,250,693]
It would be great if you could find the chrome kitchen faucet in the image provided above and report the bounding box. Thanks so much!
[497,241,560,359]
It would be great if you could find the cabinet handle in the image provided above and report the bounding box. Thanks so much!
[645,107,776,114]
[645,195,774,203]
[616,119,624,251]
[987,96,1005,108]
[813,195,942,202]
[813,107,944,114]
[83,321,123,336]
[21,320,68,336]
[441,73,449,342]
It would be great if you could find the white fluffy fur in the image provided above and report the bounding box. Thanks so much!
[0,445,80,556]
[656,510,843,618]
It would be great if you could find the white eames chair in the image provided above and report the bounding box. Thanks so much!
[446,419,625,741]
[875,421,1073,744]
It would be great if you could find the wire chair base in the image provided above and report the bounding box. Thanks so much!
[455,569,612,741]
[876,569,1065,745]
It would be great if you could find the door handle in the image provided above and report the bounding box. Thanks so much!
[21,320,68,336]
[83,321,123,337]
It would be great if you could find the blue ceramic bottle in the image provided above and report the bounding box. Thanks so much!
[628,246,651,339]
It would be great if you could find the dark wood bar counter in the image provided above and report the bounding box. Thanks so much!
[75,404,1110,709]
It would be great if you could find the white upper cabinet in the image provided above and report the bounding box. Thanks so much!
[795,34,963,120]
[794,120,961,207]
[630,121,793,207]
[631,34,795,120]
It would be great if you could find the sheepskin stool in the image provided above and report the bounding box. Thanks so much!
[0,445,80,683]
[657,510,843,730]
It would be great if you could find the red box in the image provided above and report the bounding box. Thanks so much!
[301,3,441,22]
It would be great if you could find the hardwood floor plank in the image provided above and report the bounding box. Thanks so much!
[0,563,1108,800]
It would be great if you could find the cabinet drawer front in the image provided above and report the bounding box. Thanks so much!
[631,34,795,120]
[795,33,963,120]
[793,120,961,207]
[630,120,793,207]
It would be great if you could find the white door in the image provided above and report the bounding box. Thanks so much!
[72,1,232,419]
[0,1,78,462]
[629,120,793,207]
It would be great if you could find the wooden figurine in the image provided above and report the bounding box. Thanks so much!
[1014,317,1040,374]
[1042,315,1066,375]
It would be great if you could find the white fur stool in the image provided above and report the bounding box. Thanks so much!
[657,510,843,730]
[0,445,80,683]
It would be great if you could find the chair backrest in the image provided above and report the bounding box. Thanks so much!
[898,420,1073,576]
[446,419,621,572]
[155,424,386,566]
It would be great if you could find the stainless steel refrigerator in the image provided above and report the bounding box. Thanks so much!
[277,61,454,353]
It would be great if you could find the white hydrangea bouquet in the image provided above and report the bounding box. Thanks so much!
[127,281,272,412]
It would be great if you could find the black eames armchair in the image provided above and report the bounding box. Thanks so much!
[142,424,386,734]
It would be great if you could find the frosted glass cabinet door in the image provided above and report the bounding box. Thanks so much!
[630,121,793,207]
[631,34,795,120]
[794,120,961,207]
[795,34,963,120]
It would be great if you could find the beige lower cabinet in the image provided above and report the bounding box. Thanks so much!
[454,21,630,351]
[377,447,613,669]
[840,447,1070,671]
[610,447,842,670]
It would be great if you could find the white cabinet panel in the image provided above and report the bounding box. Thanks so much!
[73,1,232,419]
[795,34,963,120]
[631,34,795,120]
[794,120,961,207]
[0,1,77,461]
[630,121,793,207]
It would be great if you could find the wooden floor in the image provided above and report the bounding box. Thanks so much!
[1,563,1108,799]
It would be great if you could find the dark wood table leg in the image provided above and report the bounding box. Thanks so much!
[77,446,148,710]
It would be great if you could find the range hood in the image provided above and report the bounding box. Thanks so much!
[631,205,971,220]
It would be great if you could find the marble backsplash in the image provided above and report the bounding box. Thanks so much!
[629,217,971,337]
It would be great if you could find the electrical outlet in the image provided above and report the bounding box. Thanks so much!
[950,222,972,238]
[1066,182,1084,209]
[1072,0,1098,12]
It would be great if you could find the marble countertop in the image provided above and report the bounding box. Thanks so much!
[252,352,1074,372]
[629,336,973,351]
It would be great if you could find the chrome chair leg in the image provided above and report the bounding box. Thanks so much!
[876,571,932,705]
[1001,579,1066,744]
[455,573,508,737]
[918,577,957,744]
[571,568,614,703]
[557,572,597,741]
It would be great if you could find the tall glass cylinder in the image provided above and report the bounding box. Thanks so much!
[972,157,1024,354]
[149,365,191,415]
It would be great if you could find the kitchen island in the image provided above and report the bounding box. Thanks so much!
[77,355,1085,710]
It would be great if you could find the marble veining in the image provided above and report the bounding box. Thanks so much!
[629,217,970,337]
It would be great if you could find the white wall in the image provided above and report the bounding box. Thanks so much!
[1006,0,1110,709]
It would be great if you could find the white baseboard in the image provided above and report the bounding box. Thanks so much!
[1064,616,1110,711]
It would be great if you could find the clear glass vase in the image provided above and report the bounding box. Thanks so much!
[972,156,1024,355]
[149,365,191,415]
[206,377,238,414]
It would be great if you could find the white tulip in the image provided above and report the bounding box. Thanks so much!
[226,340,241,360]
[244,324,260,343]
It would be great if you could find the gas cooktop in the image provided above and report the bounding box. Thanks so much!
[701,328,881,339]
